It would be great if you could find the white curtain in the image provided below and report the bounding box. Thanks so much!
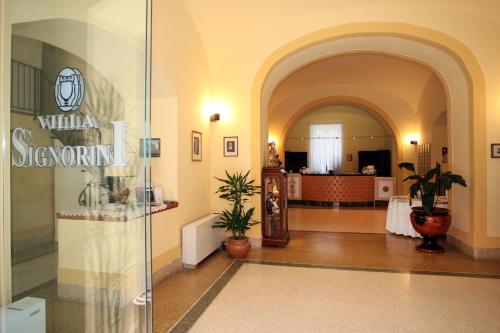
[309,123,342,174]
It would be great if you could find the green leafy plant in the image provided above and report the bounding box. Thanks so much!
[398,162,466,216]
[212,171,261,239]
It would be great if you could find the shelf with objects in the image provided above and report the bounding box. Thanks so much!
[261,142,289,247]
[262,167,289,247]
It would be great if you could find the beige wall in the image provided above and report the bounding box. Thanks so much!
[285,105,393,174]
[417,75,448,145]
[150,0,213,271]
[416,74,449,172]
[431,112,448,172]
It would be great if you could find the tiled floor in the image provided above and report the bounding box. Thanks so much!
[153,230,500,332]
[12,251,57,298]
[30,282,146,333]
[247,231,500,275]
[153,251,234,333]
[10,229,500,332]
[184,263,500,333]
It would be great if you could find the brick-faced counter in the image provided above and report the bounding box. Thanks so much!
[301,174,375,202]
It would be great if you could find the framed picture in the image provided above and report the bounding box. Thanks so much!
[442,147,448,163]
[492,143,500,158]
[346,153,352,161]
[223,136,238,157]
[192,131,202,161]
[140,138,161,157]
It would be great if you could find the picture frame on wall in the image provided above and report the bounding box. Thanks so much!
[492,143,500,158]
[346,153,352,161]
[140,138,161,157]
[223,136,238,157]
[192,131,202,161]
[442,147,448,163]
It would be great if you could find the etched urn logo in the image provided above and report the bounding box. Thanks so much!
[55,68,85,112]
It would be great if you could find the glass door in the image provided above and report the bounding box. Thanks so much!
[2,0,153,332]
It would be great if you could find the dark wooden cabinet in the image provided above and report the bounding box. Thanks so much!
[262,167,290,247]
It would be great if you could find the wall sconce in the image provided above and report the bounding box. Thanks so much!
[210,113,220,122]
[406,134,420,146]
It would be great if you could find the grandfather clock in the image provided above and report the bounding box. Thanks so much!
[262,167,289,247]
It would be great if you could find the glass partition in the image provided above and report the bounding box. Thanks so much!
[2,0,152,332]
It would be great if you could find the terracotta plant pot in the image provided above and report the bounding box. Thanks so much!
[227,237,251,259]
[410,207,451,253]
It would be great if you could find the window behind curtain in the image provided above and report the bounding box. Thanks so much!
[309,123,342,173]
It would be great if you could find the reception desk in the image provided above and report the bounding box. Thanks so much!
[301,174,375,203]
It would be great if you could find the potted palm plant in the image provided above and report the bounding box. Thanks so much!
[399,162,466,252]
[212,171,261,258]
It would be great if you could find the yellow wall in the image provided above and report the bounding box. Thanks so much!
[417,74,448,145]
[431,112,448,171]
[150,0,213,270]
[285,105,393,174]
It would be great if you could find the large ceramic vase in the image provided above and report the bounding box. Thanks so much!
[410,207,451,253]
[227,237,251,259]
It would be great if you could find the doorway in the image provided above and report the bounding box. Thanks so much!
[264,52,452,237]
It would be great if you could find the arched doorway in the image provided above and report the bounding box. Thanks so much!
[276,96,403,193]
[251,23,487,248]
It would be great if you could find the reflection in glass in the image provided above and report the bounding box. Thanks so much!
[6,2,151,332]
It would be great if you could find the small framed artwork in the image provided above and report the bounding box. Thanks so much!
[346,153,352,161]
[223,136,238,157]
[192,131,202,161]
[442,147,448,164]
[140,138,161,157]
[492,143,500,158]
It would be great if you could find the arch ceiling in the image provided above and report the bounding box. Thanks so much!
[268,53,443,146]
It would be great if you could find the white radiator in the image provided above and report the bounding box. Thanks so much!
[182,214,225,267]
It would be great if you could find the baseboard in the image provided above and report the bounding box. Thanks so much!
[447,234,475,257]
[447,234,500,260]
[249,236,262,249]
[473,247,500,260]
[152,257,183,287]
